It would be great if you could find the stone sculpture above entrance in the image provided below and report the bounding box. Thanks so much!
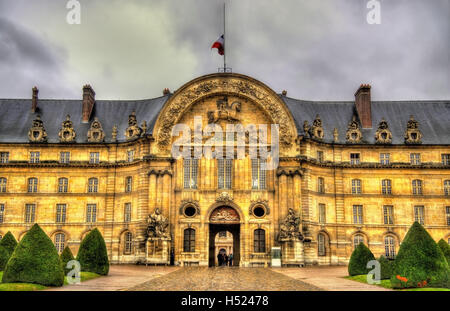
[210,206,240,224]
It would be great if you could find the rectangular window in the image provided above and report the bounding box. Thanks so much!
[25,204,36,223]
[89,152,100,164]
[30,152,40,164]
[183,229,195,253]
[56,204,66,223]
[318,204,326,224]
[0,178,6,193]
[410,153,421,165]
[380,153,390,165]
[446,207,450,226]
[353,205,363,224]
[414,206,425,225]
[218,158,232,189]
[125,177,132,193]
[317,151,324,163]
[60,152,70,164]
[86,204,97,223]
[0,204,4,223]
[183,158,198,189]
[254,229,266,253]
[382,179,392,195]
[350,153,360,165]
[0,152,9,163]
[124,203,132,223]
[251,159,266,190]
[127,150,135,163]
[412,180,423,195]
[58,178,68,193]
[28,178,38,193]
[351,179,362,194]
[383,205,394,225]
[442,154,450,165]
[317,177,325,193]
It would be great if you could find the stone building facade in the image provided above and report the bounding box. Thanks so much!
[0,73,449,266]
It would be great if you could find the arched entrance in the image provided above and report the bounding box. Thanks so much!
[208,206,240,267]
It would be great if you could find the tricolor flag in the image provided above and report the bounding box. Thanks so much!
[211,35,224,55]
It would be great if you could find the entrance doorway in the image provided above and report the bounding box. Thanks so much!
[209,223,240,266]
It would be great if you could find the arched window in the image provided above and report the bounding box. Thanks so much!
[381,179,392,195]
[384,236,396,259]
[58,178,68,193]
[444,180,450,196]
[353,234,364,249]
[318,233,326,256]
[88,178,98,193]
[28,177,38,193]
[183,228,195,253]
[351,179,362,194]
[125,177,132,193]
[55,233,65,253]
[124,232,132,254]
[0,177,6,193]
[412,179,422,195]
[254,229,266,253]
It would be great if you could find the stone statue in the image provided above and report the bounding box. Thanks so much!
[146,208,169,239]
[279,208,303,241]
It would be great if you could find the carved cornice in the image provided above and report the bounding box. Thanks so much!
[147,169,173,176]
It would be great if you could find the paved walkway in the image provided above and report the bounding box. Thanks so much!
[47,265,390,291]
[272,266,392,291]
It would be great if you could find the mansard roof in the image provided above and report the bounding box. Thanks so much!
[0,88,449,145]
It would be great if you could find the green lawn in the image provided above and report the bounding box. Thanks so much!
[345,275,450,291]
[0,271,101,291]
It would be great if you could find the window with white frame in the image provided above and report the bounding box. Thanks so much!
[86,204,97,223]
[251,158,267,190]
[442,154,450,165]
[56,204,66,223]
[125,176,132,192]
[414,205,425,224]
[383,205,394,225]
[58,178,68,193]
[89,152,100,164]
[381,179,392,195]
[351,179,362,194]
[60,152,70,164]
[88,178,98,193]
[183,158,198,189]
[380,153,390,165]
[412,179,422,195]
[410,153,421,165]
[353,205,363,224]
[25,204,36,223]
[0,152,9,163]
[124,203,131,223]
[350,153,360,165]
[317,177,325,193]
[318,233,326,256]
[318,204,326,224]
[28,178,38,193]
[218,158,232,189]
[127,150,135,163]
[124,232,132,254]
[54,233,65,253]
[444,180,450,196]
[0,204,4,223]
[353,234,364,248]
[30,152,40,163]
[0,178,6,193]
[384,236,396,259]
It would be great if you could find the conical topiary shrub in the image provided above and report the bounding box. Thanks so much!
[390,222,449,289]
[76,228,109,275]
[378,255,393,280]
[2,224,64,286]
[348,242,375,276]
[60,246,75,275]
[0,232,18,271]
[437,239,450,264]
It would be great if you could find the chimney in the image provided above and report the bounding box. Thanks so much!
[31,86,38,113]
[82,84,95,123]
[354,84,372,128]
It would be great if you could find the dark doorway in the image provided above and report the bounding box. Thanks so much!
[209,224,240,267]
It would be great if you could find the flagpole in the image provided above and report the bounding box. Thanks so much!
[223,1,226,71]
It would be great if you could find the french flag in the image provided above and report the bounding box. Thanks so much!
[211,35,224,55]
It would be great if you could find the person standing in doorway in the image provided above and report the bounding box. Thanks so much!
[224,254,229,266]
[217,252,223,266]
[229,253,233,266]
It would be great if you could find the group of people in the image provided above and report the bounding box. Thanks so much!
[217,252,233,266]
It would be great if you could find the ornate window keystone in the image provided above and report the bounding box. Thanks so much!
[58,114,76,143]
[374,118,392,144]
[87,117,105,143]
[28,115,48,143]
[124,111,143,141]
[346,115,362,143]
[310,114,324,140]
[404,115,422,144]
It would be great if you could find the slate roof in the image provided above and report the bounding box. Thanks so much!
[0,95,449,144]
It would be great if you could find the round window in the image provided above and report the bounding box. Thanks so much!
[253,206,266,218]
[184,206,197,217]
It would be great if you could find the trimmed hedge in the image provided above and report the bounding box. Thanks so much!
[60,246,75,275]
[437,239,450,264]
[390,222,449,289]
[76,228,109,275]
[348,242,375,276]
[0,232,18,271]
[2,224,64,286]
[378,255,393,280]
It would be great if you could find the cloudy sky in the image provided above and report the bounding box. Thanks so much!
[0,0,448,101]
